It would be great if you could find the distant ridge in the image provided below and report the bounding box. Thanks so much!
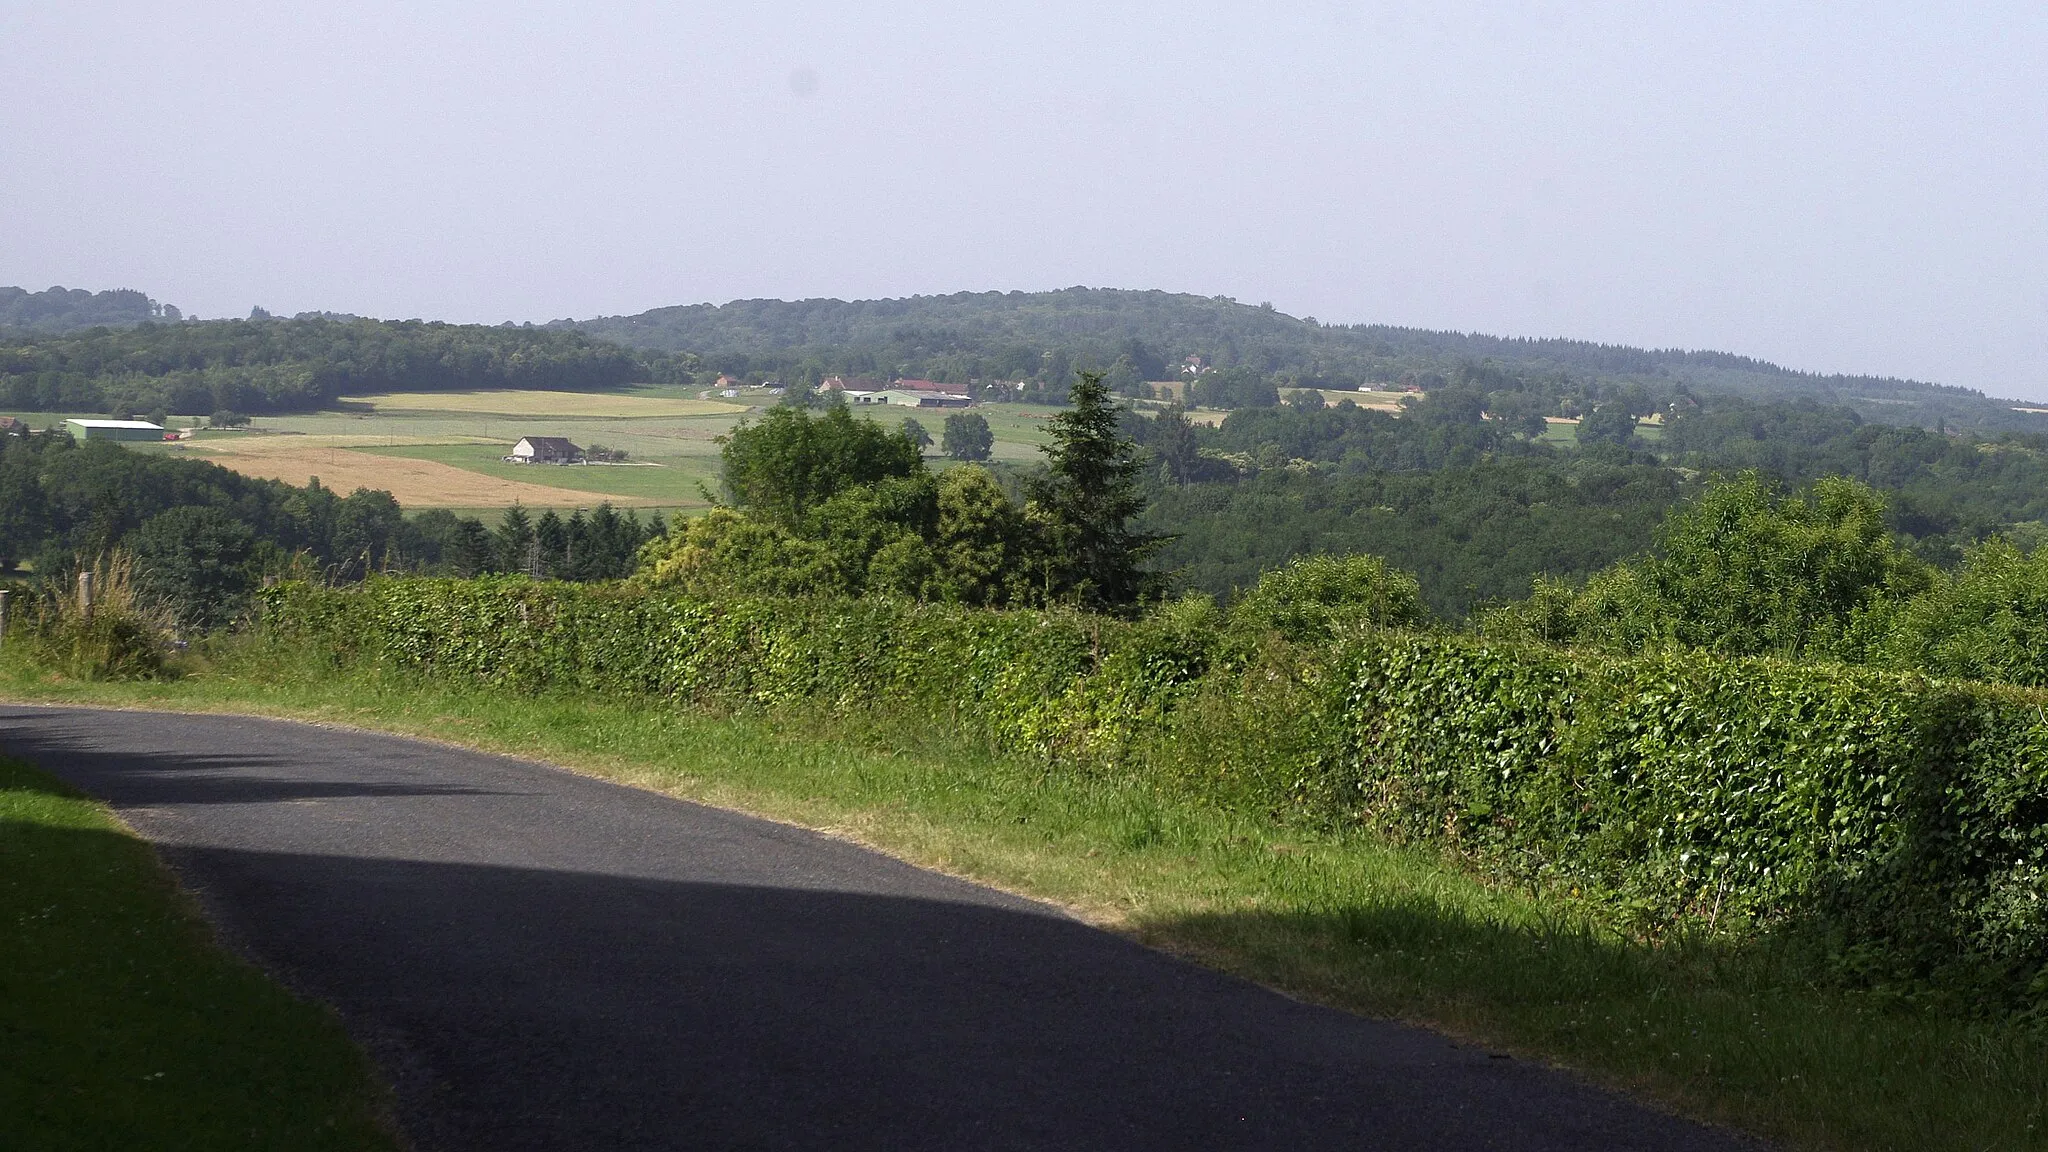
[560,287,2026,430]
[0,285,180,333]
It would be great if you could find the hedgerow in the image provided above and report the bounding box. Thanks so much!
[261,576,2048,1013]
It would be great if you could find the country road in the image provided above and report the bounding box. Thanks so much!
[1,704,1760,1151]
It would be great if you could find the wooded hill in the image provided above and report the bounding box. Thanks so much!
[563,287,2039,431]
[0,286,177,334]
[0,313,686,416]
[9,282,2034,430]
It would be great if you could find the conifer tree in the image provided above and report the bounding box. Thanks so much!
[1027,371,1160,612]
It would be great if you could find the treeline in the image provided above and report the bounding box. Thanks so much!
[1661,398,2048,549]
[1120,393,2048,616]
[1482,469,2048,690]
[1141,456,1684,618]
[0,315,691,416]
[0,425,654,627]
[0,286,175,334]
[563,287,2042,430]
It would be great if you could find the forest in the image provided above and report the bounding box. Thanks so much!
[0,285,177,333]
[1117,392,2048,617]
[9,284,2041,436]
[0,313,688,416]
[563,287,2041,431]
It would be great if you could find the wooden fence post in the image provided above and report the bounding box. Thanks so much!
[78,571,94,621]
[0,588,10,648]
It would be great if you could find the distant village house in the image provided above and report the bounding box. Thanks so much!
[507,436,583,464]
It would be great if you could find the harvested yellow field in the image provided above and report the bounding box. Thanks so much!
[340,389,747,418]
[177,436,658,508]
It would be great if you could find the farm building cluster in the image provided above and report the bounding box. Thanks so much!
[820,378,973,408]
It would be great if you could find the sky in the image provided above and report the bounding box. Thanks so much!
[3,3,2044,397]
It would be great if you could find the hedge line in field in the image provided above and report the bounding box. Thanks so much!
[264,578,2048,1008]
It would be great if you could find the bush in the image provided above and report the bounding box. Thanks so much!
[1229,553,1428,644]
[1866,538,2048,687]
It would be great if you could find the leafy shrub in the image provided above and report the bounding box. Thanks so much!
[1229,553,1427,644]
[1865,538,2048,687]
[1502,473,1931,658]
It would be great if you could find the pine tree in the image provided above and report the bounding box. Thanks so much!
[1027,371,1160,612]
[493,504,535,575]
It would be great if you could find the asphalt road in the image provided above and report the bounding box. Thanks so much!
[1,704,1762,1151]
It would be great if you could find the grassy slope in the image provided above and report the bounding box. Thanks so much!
[0,754,394,1151]
[1,648,2042,1152]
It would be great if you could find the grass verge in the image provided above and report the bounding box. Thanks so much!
[0,754,395,1151]
[2,646,2044,1152]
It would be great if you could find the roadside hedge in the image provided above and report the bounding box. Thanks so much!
[263,578,2048,1010]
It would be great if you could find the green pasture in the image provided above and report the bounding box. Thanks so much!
[355,443,717,505]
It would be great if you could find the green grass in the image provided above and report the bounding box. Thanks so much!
[2,642,2043,1152]
[355,443,718,504]
[0,754,394,1151]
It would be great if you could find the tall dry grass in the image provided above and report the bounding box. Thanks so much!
[14,552,179,680]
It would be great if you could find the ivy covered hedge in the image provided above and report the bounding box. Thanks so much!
[263,578,2048,1010]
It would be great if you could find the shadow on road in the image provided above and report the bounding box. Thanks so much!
[0,723,527,806]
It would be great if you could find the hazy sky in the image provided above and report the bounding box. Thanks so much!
[4,4,2043,396]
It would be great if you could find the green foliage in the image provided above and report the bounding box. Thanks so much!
[719,405,923,526]
[1500,473,1930,657]
[899,417,932,450]
[129,507,258,631]
[1865,539,2048,686]
[1187,366,1279,410]
[0,285,168,333]
[494,504,536,575]
[928,467,1040,607]
[645,467,1037,606]
[642,509,842,598]
[1143,455,1685,619]
[1229,554,1428,644]
[941,412,993,461]
[1574,402,1638,447]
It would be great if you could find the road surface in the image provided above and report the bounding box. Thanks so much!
[1,704,1760,1151]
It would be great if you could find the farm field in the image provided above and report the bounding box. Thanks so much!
[1537,416,1666,447]
[21,393,1058,510]
[1277,388,1413,411]
[356,443,716,505]
[337,389,746,419]
[164,435,628,508]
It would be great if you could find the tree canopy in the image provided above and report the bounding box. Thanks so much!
[720,405,926,526]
